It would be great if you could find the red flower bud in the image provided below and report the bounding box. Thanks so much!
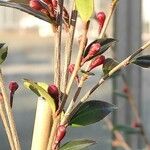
[88,55,105,71]
[29,0,43,10]
[53,125,66,149]
[81,43,101,65]
[9,81,19,108]
[131,120,141,128]
[88,43,101,56]
[68,64,75,74]
[43,0,51,4]
[96,11,106,32]
[123,86,129,94]
[68,64,79,84]
[52,0,57,8]
[48,84,59,100]
[48,84,59,109]
[9,81,19,93]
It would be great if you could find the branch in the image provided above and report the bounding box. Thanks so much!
[58,20,90,113]
[68,40,150,122]
[61,0,119,125]
[0,96,15,150]
[0,69,21,150]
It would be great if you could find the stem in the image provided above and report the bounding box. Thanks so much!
[61,0,119,125]
[0,97,15,150]
[61,9,77,96]
[10,91,14,108]
[47,1,64,149]
[68,41,150,122]
[58,21,90,113]
[47,115,60,150]
[0,69,21,150]
[98,0,119,38]
[54,0,64,89]
[105,118,131,150]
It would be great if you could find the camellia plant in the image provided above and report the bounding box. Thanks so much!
[0,0,150,150]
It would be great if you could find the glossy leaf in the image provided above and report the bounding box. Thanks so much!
[70,100,117,126]
[75,0,93,22]
[24,79,56,113]
[0,1,53,23]
[0,43,8,64]
[60,139,96,150]
[102,58,119,75]
[83,38,116,61]
[37,82,48,91]
[113,125,140,134]
[131,55,150,68]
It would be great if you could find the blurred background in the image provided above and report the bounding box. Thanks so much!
[0,0,150,149]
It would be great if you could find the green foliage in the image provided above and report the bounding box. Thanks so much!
[102,58,119,75]
[75,0,93,22]
[0,43,8,64]
[60,139,96,150]
[113,125,140,134]
[23,79,56,113]
[70,100,117,127]
[131,55,150,68]
[0,1,53,23]
[83,38,117,61]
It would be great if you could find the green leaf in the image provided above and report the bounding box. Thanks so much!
[0,43,8,64]
[102,58,119,75]
[131,55,150,68]
[60,139,96,150]
[83,38,117,60]
[70,100,117,126]
[23,79,56,113]
[0,1,54,23]
[75,0,93,22]
[113,125,140,134]
[37,82,48,91]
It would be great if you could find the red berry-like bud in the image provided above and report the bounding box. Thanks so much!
[123,86,129,94]
[43,0,51,4]
[88,43,101,56]
[68,64,75,74]
[131,120,141,128]
[48,84,59,100]
[88,55,105,71]
[96,11,106,32]
[81,43,101,65]
[52,0,57,8]
[29,0,43,10]
[9,81,19,93]
[55,125,66,143]
[9,81,18,108]
[68,64,79,84]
